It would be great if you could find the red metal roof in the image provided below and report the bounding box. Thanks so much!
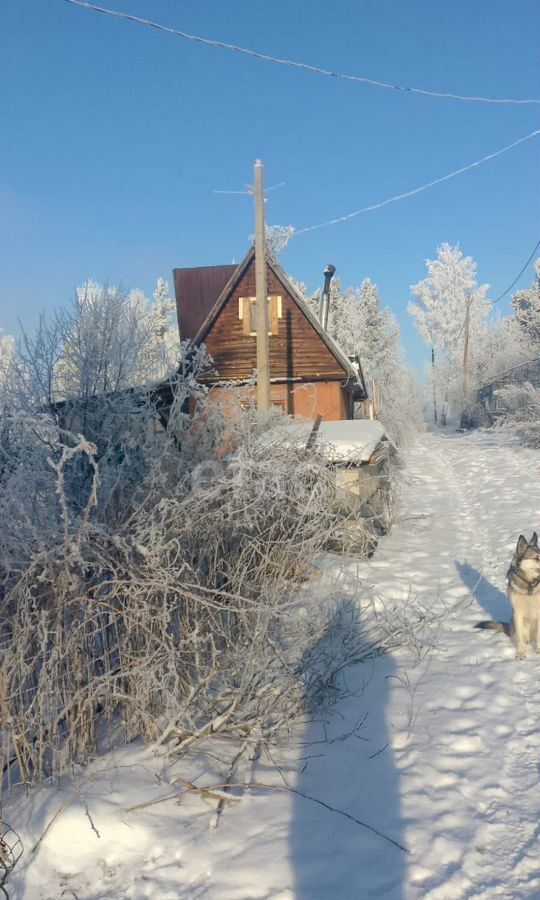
[173,264,237,341]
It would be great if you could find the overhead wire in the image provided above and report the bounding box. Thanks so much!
[63,2,540,248]
[447,240,540,355]
[294,128,540,235]
[491,237,540,305]
[62,0,540,347]
[64,0,540,106]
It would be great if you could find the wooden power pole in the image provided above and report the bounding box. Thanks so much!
[431,345,438,424]
[253,159,271,410]
[461,295,472,427]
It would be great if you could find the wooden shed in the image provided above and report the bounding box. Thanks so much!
[173,247,366,420]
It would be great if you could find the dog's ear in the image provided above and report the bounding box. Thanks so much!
[517,535,529,556]
[531,532,539,547]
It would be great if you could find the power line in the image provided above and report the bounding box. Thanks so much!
[64,0,540,106]
[211,131,540,246]
[474,355,540,391]
[213,181,286,196]
[448,240,540,355]
[294,128,540,235]
[449,318,467,354]
[491,237,540,305]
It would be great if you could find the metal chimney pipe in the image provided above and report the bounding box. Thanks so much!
[319,264,336,331]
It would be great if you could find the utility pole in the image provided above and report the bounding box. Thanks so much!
[431,345,438,424]
[253,159,271,410]
[461,295,472,428]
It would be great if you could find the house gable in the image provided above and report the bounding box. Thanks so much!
[195,251,350,383]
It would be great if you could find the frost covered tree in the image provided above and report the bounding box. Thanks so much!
[316,278,397,375]
[3,278,184,514]
[56,278,180,400]
[298,276,421,445]
[409,243,491,354]
[356,278,399,380]
[350,283,422,446]
[469,315,524,390]
[409,243,491,423]
[508,259,540,350]
[302,277,397,381]
[484,261,540,442]
[17,278,180,411]
[265,224,295,256]
[0,332,15,467]
[0,330,14,363]
[0,330,14,394]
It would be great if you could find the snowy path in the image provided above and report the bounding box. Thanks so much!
[346,430,540,899]
[8,429,540,899]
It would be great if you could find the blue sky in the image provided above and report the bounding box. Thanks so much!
[1,0,539,373]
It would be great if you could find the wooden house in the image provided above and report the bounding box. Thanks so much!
[173,247,366,420]
[476,355,540,423]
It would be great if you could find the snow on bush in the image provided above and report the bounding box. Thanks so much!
[0,375,394,798]
[0,280,409,804]
[494,381,540,447]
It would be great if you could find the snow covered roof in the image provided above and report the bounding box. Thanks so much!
[315,419,387,463]
[260,418,388,464]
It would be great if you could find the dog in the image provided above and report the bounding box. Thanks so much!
[476,532,540,658]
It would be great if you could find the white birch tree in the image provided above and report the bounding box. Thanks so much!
[16,278,180,411]
[408,243,491,423]
[56,278,180,400]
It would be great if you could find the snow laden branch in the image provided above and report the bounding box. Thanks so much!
[294,276,423,446]
[465,259,540,435]
[492,262,540,443]
[0,384,397,797]
[16,277,180,412]
[408,242,492,424]
[0,278,409,809]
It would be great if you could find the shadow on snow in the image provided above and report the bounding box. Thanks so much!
[456,561,510,625]
[291,597,406,899]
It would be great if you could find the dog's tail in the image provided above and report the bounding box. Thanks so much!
[475,620,510,636]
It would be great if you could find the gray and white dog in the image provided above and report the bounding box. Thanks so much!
[476,532,540,658]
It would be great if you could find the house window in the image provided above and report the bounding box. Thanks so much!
[239,296,282,336]
[248,298,259,336]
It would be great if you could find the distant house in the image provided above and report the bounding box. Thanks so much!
[173,247,366,421]
[477,355,540,421]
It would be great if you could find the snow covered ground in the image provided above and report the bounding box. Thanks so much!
[6,428,540,899]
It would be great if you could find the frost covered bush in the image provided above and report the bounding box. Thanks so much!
[0,384,383,795]
[495,382,540,447]
[0,277,402,797]
[491,262,540,445]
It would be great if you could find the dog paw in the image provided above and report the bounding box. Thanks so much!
[516,649,526,660]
